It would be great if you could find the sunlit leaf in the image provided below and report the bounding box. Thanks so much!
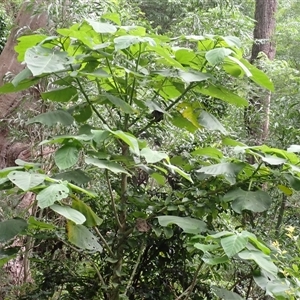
[50,204,86,224]
[85,157,130,175]
[37,184,69,209]
[7,171,45,191]
[26,110,74,126]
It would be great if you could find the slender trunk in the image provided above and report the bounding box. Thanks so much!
[245,0,277,145]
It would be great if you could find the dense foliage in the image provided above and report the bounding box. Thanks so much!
[1,1,300,299]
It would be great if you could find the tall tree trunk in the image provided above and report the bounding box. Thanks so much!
[245,0,277,145]
[0,1,47,293]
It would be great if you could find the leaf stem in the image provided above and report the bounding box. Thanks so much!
[94,226,115,258]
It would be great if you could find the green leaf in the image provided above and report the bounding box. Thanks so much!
[28,217,56,230]
[285,174,300,191]
[15,34,48,61]
[25,46,70,76]
[287,145,300,153]
[153,69,210,83]
[170,113,198,133]
[72,198,103,227]
[224,188,272,213]
[73,103,93,122]
[12,68,33,86]
[212,286,244,300]
[157,216,207,234]
[202,252,229,265]
[240,58,274,91]
[50,204,86,224]
[85,19,117,33]
[26,110,74,126]
[150,173,166,185]
[102,93,135,114]
[223,36,241,48]
[109,130,140,156]
[227,56,252,77]
[191,147,223,159]
[67,222,102,251]
[54,169,91,185]
[85,157,130,175]
[114,35,155,50]
[221,233,248,257]
[194,243,220,252]
[102,12,121,25]
[54,145,80,170]
[0,218,28,242]
[41,86,78,102]
[37,184,69,209]
[7,171,45,191]
[164,163,193,183]
[198,85,248,107]
[238,250,278,275]
[0,78,40,94]
[0,248,20,267]
[197,162,245,184]
[261,156,286,165]
[198,111,227,134]
[205,48,232,65]
[141,148,168,163]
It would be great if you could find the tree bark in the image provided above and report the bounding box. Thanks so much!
[0,1,47,169]
[245,0,277,145]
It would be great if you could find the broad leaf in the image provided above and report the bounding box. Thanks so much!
[287,145,300,153]
[238,250,278,275]
[141,148,168,163]
[27,110,74,126]
[72,198,103,227]
[212,286,244,300]
[12,68,33,86]
[0,218,27,242]
[157,216,207,234]
[191,147,223,159]
[224,188,272,213]
[202,252,229,265]
[0,248,20,267]
[221,233,248,257]
[67,222,102,251]
[54,145,80,170]
[41,86,78,102]
[102,93,135,114]
[86,19,117,33]
[205,48,232,65]
[198,111,227,134]
[7,171,45,191]
[197,162,245,184]
[164,163,193,183]
[37,184,69,209]
[109,130,140,156]
[198,85,248,107]
[54,169,91,185]
[85,157,130,175]
[0,78,40,94]
[25,46,70,76]
[50,204,86,224]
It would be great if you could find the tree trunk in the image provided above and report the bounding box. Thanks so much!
[0,1,47,293]
[245,0,277,145]
[0,1,47,168]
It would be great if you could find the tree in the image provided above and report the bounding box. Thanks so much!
[245,0,277,144]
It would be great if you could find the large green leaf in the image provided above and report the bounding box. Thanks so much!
[191,147,223,159]
[141,147,168,163]
[25,45,70,76]
[224,188,272,213]
[221,233,248,257]
[72,198,103,227]
[197,162,245,184]
[153,69,210,83]
[26,110,74,126]
[157,216,207,234]
[37,184,69,209]
[102,93,135,114]
[202,252,229,265]
[12,68,33,87]
[0,218,28,242]
[86,19,117,33]
[85,157,130,175]
[0,247,20,267]
[164,163,193,183]
[205,48,232,65]
[54,169,91,185]
[0,78,40,94]
[109,130,140,156]
[212,286,244,300]
[7,171,45,191]
[198,111,227,134]
[238,250,278,275]
[41,86,78,103]
[54,145,80,170]
[114,35,155,50]
[197,85,248,107]
[15,34,48,61]
[67,222,102,251]
[50,204,86,224]
[240,58,274,91]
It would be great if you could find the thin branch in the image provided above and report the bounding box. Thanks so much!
[105,169,123,230]
[176,261,203,300]
[94,226,115,258]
